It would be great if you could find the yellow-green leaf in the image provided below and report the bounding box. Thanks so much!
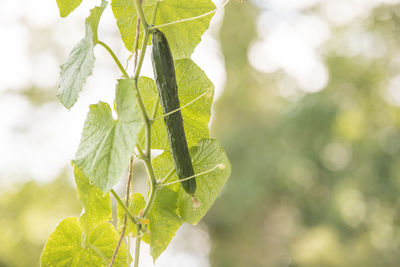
[74,166,112,233]
[111,0,215,59]
[117,192,148,241]
[56,0,82,17]
[41,218,131,266]
[153,139,231,224]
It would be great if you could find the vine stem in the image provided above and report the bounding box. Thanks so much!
[133,0,143,70]
[134,225,141,267]
[133,0,149,32]
[97,41,129,78]
[98,1,160,266]
[130,1,160,267]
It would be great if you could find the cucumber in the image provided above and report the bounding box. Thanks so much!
[151,29,196,196]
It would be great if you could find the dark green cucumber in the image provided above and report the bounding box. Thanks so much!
[151,29,196,195]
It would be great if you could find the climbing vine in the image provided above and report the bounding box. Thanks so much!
[41,0,231,266]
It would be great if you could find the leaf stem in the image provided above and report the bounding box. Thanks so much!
[133,32,151,81]
[133,0,149,32]
[133,0,143,71]
[97,41,130,78]
[141,159,158,217]
[134,226,141,267]
[110,189,137,224]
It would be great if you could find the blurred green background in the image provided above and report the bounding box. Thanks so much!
[2,0,400,266]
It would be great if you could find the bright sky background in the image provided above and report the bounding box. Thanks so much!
[1,0,399,265]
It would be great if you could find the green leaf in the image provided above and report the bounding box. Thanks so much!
[111,0,215,59]
[147,187,183,261]
[140,59,214,150]
[41,218,131,266]
[56,0,82,17]
[41,218,81,266]
[73,79,143,192]
[124,139,230,260]
[86,0,108,43]
[57,29,95,109]
[74,166,112,233]
[57,1,107,109]
[153,138,231,224]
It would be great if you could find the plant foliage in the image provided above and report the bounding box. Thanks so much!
[42,0,231,266]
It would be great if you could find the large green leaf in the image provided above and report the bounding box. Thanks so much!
[73,79,143,192]
[57,1,107,109]
[74,166,112,233]
[139,59,214,150]
[111,0,215,59]
[56,0,82,17]
[41,218,130,266]
[153,138,231,224]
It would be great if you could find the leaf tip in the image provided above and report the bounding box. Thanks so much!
[57,93,74,110]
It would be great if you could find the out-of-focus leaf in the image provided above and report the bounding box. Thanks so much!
[57,1,107,109]
[56,0,82,17]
